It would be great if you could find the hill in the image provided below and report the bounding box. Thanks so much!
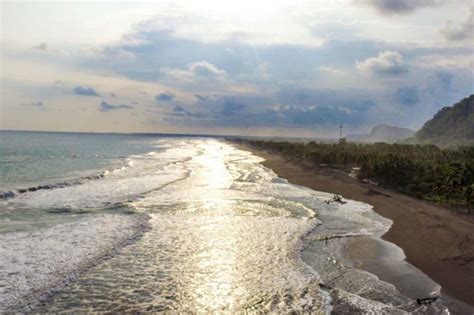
[347,124,414,143]
[409,95,474,147]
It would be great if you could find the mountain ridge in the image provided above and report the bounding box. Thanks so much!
[347,124,415,143]
[407,95,474,148]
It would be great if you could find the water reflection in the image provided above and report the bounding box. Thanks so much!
[30,139,432,313]
[191,214,241,311]
[184,145,243,311]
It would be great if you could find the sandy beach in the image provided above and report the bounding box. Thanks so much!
[236,143,474,308]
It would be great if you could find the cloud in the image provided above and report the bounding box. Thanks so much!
[355,0,440,15]
[394,87,420,106]
[188,61,226,77]
[195,94,209,101]
[110,93,117,97]
[33,42,48,51]
[441,8,474,41]
[357,51,408,76]
[274,89,377,110]
[221,98,245,115]
[173,105,186,112]
[98,101,133,112]
[14,14,470,134]
[155,91,176,102]
[93,27,401,93]
[319,66,345,75]
[162,60,227,83]
[168,89,379,129]
[99,47,136,66]
[21,101,44,107]
[260,90,377,127]
[164,105,205,118]
[31,42,66,55]
[264,104,372,126]
[73,86,100,96]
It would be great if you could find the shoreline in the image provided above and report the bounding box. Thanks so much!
[235,143,474,309]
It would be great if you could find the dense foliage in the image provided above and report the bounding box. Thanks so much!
[408,95,474,148]
[245,140,474,214]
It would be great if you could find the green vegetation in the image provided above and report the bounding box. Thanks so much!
[407,95,474,148]
[244,140,474,214]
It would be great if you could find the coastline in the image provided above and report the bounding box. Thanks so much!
[234,143,474,309]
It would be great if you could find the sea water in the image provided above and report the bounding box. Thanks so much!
[0,131,452,313]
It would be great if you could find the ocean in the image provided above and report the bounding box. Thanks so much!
[0,131,451,313]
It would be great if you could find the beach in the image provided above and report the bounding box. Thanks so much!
[4,134,428,313]
[0,132,470,313]
[237,142,474,309]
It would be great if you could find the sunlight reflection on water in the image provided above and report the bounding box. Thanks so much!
[29,139,446,313]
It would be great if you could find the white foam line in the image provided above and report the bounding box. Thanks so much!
[0,213,150,312]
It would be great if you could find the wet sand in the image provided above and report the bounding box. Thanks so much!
[236,143,474,309]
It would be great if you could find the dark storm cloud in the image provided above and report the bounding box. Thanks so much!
[354,0,440,15]
[155,91,176,102]
[73,86,100,96]
[98,101,133,112]
[395,87,420,106]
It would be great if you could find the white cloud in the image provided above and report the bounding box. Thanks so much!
[356,51,408,75]
[319,66,345,75]
[162,61,227,83]
[188,61,226,77]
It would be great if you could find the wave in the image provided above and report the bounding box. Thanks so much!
[0,213,151,312]
[0,173,106,200]
[0,151,177,201]
[1,144,199,211]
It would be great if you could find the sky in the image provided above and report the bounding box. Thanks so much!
[0,0,473,137]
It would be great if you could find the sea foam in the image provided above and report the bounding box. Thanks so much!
[0,213,149,312]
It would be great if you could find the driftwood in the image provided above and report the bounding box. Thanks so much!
[416,297,438,305]
[325,194,347,205]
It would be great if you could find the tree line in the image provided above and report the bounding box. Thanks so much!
[243,140,474,214]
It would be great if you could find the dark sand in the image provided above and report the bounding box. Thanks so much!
[236,143,474,308]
